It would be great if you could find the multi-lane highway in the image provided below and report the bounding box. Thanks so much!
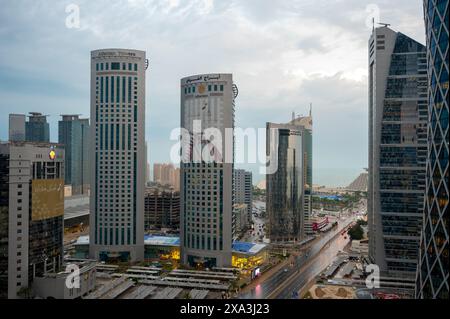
[239,216,355,299]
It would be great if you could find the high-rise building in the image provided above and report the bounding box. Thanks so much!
[0,141,65,299]
[266,120,311,242]
[153,163,179,189]
[58,115,90,195]
[144,187,180,231]
[290,111,314,235]
[180,73,237,268]
[416,0,449,299]
[25,112,50,143]
[8,114,26,142]
[234,169,253,224]
[89,49,147,262]
[368,26,428,279]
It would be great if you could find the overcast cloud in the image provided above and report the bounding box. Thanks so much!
[0,0,425,186]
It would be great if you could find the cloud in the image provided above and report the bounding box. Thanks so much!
[0,0,425,186]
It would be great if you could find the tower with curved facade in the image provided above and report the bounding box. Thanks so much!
[89,49,147,262]
[416,0,449,299]
[368,26,428,280]
[180,74,236,267]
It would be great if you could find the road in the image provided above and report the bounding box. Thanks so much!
[239,216,355,299]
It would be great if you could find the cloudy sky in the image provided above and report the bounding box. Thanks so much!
[0,0,425,186]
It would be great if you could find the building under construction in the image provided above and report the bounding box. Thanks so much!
[144,188,180,231]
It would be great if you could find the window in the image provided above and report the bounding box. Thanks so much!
[111,62,120,70]
[220,85,224,91]
[134,63,137,71]
[214,85,218,91]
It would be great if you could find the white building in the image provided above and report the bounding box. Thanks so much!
[180,73,237,268]
[0,141,65,299]
[89,49,147,262]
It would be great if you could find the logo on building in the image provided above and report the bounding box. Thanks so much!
[49,150,56,160]
[198,84,206,94]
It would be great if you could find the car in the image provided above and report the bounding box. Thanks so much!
[284,268,288,272]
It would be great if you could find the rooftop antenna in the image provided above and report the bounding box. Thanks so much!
[292,111,295,122]
[309,103,312,117]
[372,17,375,32]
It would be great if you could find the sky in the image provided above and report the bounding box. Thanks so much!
[0,0,426,186]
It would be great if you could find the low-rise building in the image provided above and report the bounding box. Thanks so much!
[33,260,97,299]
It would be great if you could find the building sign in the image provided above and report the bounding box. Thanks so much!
[49,149,56,160]
[31,179,64,221]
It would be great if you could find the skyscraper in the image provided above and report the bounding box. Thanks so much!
[290,111,314,235]
[368,26,428,279]
[416,0,449,299]
[8,114,26,142]
[0,141,65,299]
[58,115,90,195]
[234,169,253,224]
[25,112,50,142]
[266,120,310,242]
[180,73,237,268]
[89,49,147,262]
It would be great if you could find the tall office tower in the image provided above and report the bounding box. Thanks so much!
[290,110,314,235]
[89,49,147,262]
[25,112,50,143]
[180,74,237,267]
[416,0,449,299]
[8,114,26,142]
[234,169,253,224]
[266,121,309,242]
[0,141,65,299]
[58,115,90,195]
[368,26,428,280]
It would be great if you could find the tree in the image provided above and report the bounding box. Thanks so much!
[347,224,364,240]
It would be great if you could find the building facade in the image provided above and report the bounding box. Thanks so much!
[25,112,50,143]
[266,122,305,242]
[368,26,428,279]
[416,0,449,299]
[234,169,253,224]
[144,188,180,231]
[8,114,26,142]
[0,141,65,299]
[58,115,90,195]
[89,49,147,262]
[290,112,314,235]
[180,73,237,268]
[153,163,180,190]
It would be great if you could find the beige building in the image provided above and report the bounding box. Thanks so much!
[153,163,180,190]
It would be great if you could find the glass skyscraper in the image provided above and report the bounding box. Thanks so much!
[368,26,428,279]
[25,112,50,143]
[58,115,90,195]
[416,0,449,299]
[266,118,312,242]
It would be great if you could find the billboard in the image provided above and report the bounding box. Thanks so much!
[31,179,64,221]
